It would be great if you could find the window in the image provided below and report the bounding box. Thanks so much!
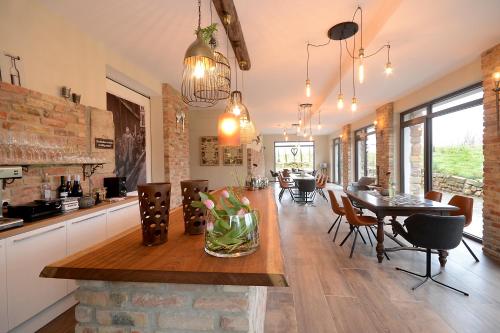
[400,83,484,239]
[332,138,342,184]
[354,125,376,181]
[274,141,314,171]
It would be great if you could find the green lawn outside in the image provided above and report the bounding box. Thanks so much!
[432,145,483,180]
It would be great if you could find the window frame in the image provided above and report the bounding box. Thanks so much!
[354,124,376,181]
[273,140,315,171]
[332,137,342,184]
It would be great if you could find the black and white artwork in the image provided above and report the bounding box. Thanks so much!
[106,93,147,192]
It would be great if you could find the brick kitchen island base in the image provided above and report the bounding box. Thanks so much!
[75,281,267,333]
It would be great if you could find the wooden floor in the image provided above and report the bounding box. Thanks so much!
[40,183,500,333]
[264,183,500,333]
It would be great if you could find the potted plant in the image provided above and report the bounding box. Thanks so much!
[192,188,260,257]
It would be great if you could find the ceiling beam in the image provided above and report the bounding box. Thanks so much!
[212,0,251,71]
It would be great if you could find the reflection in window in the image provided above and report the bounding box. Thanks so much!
[274,141,315,171]
[355,125,376,180]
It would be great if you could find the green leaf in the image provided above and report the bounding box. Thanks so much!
[191,201,204,208]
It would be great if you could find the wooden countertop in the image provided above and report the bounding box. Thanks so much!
[0,196,138,240]
[40,187,288,287]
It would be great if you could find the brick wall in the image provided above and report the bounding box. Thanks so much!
[481,43,500,261]
[162,83,190,208]
[74,280,267,333]
[341,124,352,190]
[375,102,394,188]
[0,83,115,205]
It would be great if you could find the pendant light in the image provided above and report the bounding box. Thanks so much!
[208,1,231,101]
[238,70,254,144]
[385,43,393,76]
[337,40,344,110]
[351,35,358,112]
[181,0,217,107]
[218,111,240,146]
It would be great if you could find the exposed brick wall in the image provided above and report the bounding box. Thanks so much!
[74,280,267,333]
[0,82,115,205]
[162,83,190,208]
[481,43,500,261]
[341,124,352,190]
[375,102,394,188]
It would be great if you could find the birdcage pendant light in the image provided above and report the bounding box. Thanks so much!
[181,0,218,107]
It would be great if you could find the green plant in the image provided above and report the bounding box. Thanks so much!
[198,23,218,44]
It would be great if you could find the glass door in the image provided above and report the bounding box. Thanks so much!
[333,138,341,184]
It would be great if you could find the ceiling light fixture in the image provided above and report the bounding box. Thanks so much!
[181,0,217,107]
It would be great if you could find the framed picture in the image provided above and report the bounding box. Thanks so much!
[200,136,220,166]
[223,145,244,166]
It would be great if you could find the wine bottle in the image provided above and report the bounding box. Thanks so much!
[41,173,51,200]
[58,176,68,199]
[71,175,83,197]
[66,175,72,196]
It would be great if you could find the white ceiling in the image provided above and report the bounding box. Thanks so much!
[38,0,500,134]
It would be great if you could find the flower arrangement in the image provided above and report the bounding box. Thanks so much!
[192,188,260,257]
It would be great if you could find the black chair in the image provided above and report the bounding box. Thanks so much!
[293,178,316,204]
[269,170,279,182]
[392,213,468,296]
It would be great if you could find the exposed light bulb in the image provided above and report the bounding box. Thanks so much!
[285,136,289,141]
[305,79,311,97]
[373,120,378,127]
[358,48,365,84]
[221,117,238,135]
[309,135,313,141]
[317,124,322,130]
[351,97,358,112]
[337,94,344,110]
[494,71,500,83]
[303,131,307,138]
[193,60,206,79]
[385,62,393,76]
[232,104,241,116]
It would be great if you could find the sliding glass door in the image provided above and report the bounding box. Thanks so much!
[401,84,484,239]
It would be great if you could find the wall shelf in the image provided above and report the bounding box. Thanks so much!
[0,163,106,181]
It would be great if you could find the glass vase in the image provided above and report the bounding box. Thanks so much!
[205,210,260,258]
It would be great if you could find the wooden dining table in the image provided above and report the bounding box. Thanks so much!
[345,190,459,266]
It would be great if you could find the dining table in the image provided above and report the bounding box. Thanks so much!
[289,173,316,204]
[345,190,459,266]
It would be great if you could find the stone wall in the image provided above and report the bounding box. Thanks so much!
[162,83,190,208]
[432,174,483,197]
[341,124,352,190]
[0,82,115,205]
[74,280,266,333]
[481,43,500,261]
[375,103,394,187]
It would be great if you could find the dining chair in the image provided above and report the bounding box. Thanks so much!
[340,196,382,258]
[393,213,468,296]
[269,170,279,182]
[295,178,317,204]
[448,195,479,262]
[277,175,295,202]
[315,174,327,200]
[327,190,361,242]
[424,190,443,202]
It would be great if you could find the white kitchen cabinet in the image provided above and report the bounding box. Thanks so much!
[0,239,7,333]
[106,201,140,238]
[66,211,107,292]
[5,222,68,330]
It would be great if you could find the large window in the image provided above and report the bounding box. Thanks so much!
[332,138,342,184]
[274,141,314,171]
[400,83,484,239]
[354,125,376,181]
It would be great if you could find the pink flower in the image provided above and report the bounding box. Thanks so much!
[237,208,246,216]
[203,199,215,210]
[206,222,214,232]
[221,190,230,198]
[241,196,250,206]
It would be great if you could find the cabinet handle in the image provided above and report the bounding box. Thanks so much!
[109,203,137,213]
[13,225,65,243]
[71,213,106,225]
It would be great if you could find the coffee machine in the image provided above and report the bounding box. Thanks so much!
[0,166,24,231]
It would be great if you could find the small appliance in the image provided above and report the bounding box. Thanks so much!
[0,166,24,231]
[103,177,127,198]
[8,199,63,222]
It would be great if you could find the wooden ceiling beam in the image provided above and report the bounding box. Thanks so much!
[212,0,251,71]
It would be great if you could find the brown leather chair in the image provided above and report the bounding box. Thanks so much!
[315,174,327,200]
[278,174,295,202]
[425,191,443,202]
[327,190,361,242]
[340,196,384,258]
[448,195,478,262]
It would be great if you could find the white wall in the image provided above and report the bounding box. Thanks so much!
[262,134,331,177]
[188,109,250,190]
[0,0,165,181]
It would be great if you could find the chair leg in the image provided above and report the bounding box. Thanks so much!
[328,215,340,234]
[358,229,367,244]
[462,238,480,262]
[349,229,359,258]
[278,189,284,201]
[365,226,373,246]
[288,188,295,202]
[339,228,353,246]
[430,276,469,296]
[333,216,343,242]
